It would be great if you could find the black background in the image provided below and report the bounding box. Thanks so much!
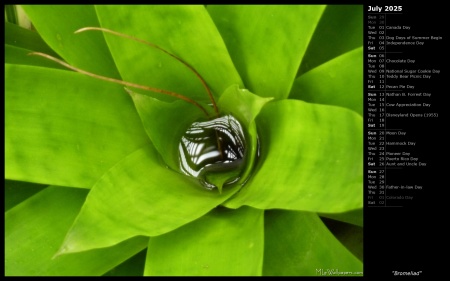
[364,2,444,278]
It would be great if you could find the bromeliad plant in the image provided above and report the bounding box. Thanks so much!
[5,5,364,276]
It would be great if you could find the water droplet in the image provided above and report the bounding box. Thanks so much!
[179,114,246,190]
[158,62,162,68]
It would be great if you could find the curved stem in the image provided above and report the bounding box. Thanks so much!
[28,52,210,117]
[75,27,219,117]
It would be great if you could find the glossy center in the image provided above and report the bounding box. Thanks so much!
[178,114,246,190]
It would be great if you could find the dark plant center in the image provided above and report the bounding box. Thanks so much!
[178,114,246,190]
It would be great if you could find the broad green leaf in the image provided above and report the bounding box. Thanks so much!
[5,21,58,56]
[298,5,363,75]
[218,85,272,128]
[319,208,363,227]
[145,206,264,276]
[57,144,240,255]
[5,21,63,69]
[5,64,149,188]
[224,99,363,213]
[217,85,272,187]
[95,5,242,103]
[21,5,120,78]
[128,91,207,171]
[4,180,47,211]
[5,187,148,276]
[208,5,325,99]
[290,47,363,116]
[321,217,363,261]
[5,44,66,69]
[263,210,362,276]
[104,249,147,276]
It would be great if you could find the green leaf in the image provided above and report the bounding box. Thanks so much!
[5,64,149,188]
[218,85,272,128]
[5,21,58,56]
[103,249,147,276]
[263,210,362,276]
[319,208,363,227]
[217,85,272,186]
[321,217,363,262]
[145,206,264,276]
[5,21,64,69]
[290,47,363,116]
[128,91,206,171]
[5,5,19,24]
[5,187,148,276]
[5,44,66,69]
[224,99,363,213]
[4,180,47,211]
[95,5,242,102]
[298,5,363,75]
[21,5,120,78]
[57,144,241,255]
[208,5,325,99]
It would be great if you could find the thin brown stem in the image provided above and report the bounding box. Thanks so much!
[75,27,219,117]
[28,52,210,117]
